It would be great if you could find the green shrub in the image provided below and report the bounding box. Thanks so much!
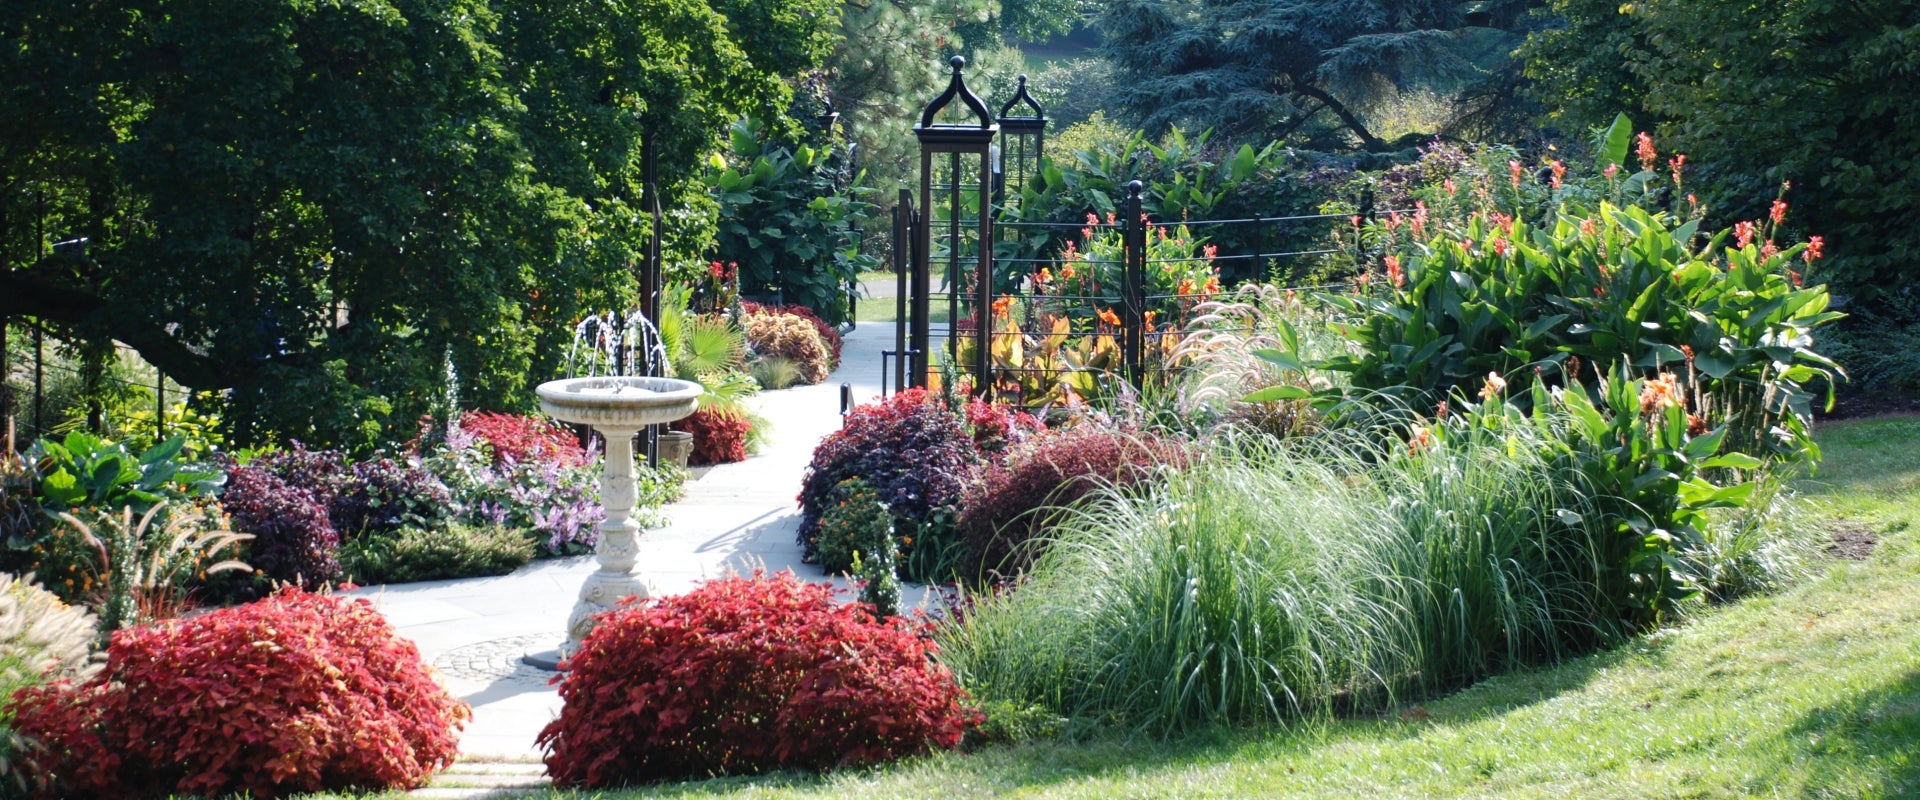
[1322,198,1840,465]
[812,478,892,576]
[338,523,535,585]
[709,118,876,323]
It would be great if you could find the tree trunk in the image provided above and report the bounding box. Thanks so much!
[1292,81,1389,152]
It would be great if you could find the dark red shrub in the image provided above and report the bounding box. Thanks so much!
[672,407,750,465]
[962,396,1044,455]
[255,442,356,499]
[457,411,589,467]
[743,301,842,370]
[956,427,1191,581]
[8,588,469,799]
[328,457,453,539]
[222,466,342,588]
[537,572,978,786]
[797,389,982,559]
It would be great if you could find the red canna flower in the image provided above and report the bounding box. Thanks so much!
[1636,132,1657,171]
[1550,160,1566,191]
[1771,199,1788,227]
[1734,220,1757,249]
[1803,235,1825,263]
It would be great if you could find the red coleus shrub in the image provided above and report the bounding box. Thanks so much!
[8,588,470,799]
[956,426,1192,581]
[538,572,978,787]
[672,407,750,465]
[459,410,589,467]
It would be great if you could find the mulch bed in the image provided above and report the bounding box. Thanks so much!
[1816,390,1920,421]
[1825,521,1880,561]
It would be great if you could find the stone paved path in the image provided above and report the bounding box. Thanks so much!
[352,321,932,791]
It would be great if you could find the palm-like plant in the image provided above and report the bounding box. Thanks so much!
[656,285,757,418]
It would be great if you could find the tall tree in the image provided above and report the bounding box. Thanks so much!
[0,0,837,450]
[1520,0,1920,306]
[1095,0,1530,151]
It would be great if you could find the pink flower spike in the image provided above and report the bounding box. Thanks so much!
[1803,235,1825,263]
[1770,199,1788,226]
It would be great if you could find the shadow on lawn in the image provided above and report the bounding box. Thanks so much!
[525,639,1658,798]
[1782,665,1920,798]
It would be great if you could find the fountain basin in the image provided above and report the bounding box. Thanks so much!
[535,376,702,429]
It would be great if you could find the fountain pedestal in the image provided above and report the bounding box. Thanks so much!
[522,376,701,671]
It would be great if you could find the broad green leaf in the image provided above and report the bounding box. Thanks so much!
[1700,452,1764,470]
[1250,348,1305,373]
[1598,113,1633,173]
[1242,385,1313,403]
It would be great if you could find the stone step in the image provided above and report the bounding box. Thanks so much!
[407,761,551,797]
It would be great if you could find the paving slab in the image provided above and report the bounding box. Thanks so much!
[359,322,916,765]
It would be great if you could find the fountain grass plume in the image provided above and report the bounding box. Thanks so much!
[935,419,1650,736]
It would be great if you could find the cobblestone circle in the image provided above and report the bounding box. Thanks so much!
[432,634,564,687]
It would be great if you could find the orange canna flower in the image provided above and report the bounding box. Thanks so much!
[1803,235,1825,263]
[1479,371,1507,401]
[1098,307,1121,327]
[1771,199,1789,227]
[992,295,1014,317]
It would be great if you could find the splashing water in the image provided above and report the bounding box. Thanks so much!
[565,310,670,380]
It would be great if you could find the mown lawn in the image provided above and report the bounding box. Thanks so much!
[373,415,1920,800]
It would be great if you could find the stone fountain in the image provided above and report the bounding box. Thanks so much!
[523,313,703,670]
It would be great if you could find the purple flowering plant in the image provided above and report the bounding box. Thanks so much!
[416,421,682,556]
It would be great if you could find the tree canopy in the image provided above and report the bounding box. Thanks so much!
[1521,0,1920,307]
[1095,0,1532,151]
[1,0,839,450]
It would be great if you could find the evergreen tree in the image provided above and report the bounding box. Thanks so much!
[1095,0,1531,151]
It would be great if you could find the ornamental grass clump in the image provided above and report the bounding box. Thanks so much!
[8,588,468,799]
[939,384,1812,735]
[0,573,98,797]
[538,572,977,787]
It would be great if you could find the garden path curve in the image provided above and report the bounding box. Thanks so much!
[355,321,934,765]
